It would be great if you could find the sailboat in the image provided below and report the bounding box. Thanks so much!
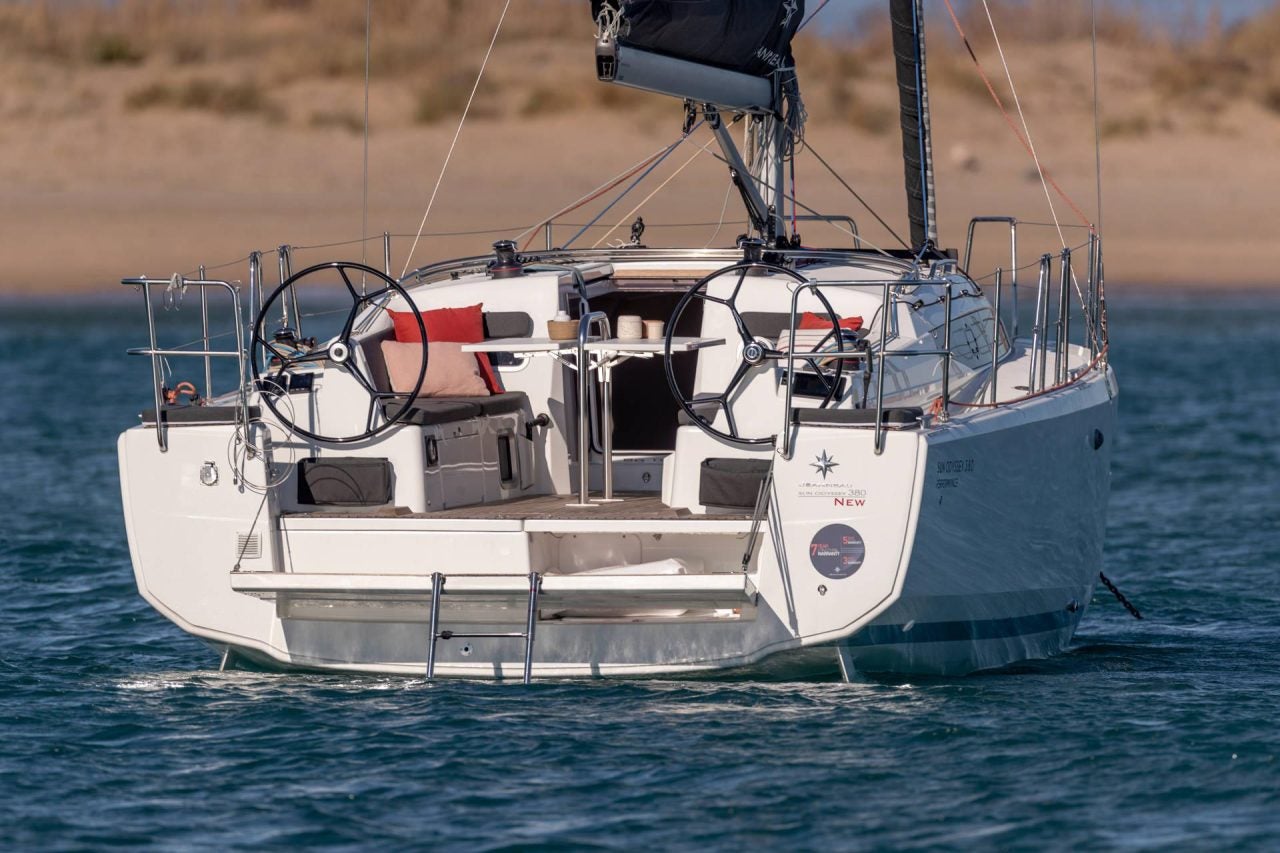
[117,0,1116,681]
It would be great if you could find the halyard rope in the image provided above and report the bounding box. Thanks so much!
[400,0,513,278]
[940,0,1100,351]
[360,0,371,286]
[939,0,1093,231]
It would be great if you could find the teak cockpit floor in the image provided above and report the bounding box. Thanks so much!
[296,493,752,522]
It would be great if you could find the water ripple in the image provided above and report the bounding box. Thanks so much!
[1,293,1279,849]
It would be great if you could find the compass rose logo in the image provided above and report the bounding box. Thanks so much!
[811,450,839,480]
[781,0,799,28]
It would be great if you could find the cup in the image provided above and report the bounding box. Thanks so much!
[617,315,643,340]
[644,319,665,339]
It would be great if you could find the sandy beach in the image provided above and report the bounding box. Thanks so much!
[2,2,1278,294]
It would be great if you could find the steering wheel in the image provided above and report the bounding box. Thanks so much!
[664,261,845,446]
[252,261,427,444]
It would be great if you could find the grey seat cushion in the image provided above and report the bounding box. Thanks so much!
[470,391,529,416]
[384,398,484,426]
[382,391,529,426]
[140,405,260,425]
[791,406,923,427]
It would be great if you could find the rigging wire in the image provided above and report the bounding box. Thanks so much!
[360,0,371,286]
[515,141,683,251]
[797,0,834,34]
[559,123,702,250]
[978,0,1099,349]
[703,179,739,248]
[590,134,718,248]
[1092,0,1104,234]
[940,0,1100,350]
[400,0,512,278]
[707,147,898,257]
[938,0,1092,231]
[801,141,910,250]
[978,0,1073,246]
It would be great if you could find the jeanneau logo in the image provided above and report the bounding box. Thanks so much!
[781,0,799,28]
[811,450,838,480]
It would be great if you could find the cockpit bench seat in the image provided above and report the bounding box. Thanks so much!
[382,391,530,427]
[140,405,261,425]
[791,406,923,427]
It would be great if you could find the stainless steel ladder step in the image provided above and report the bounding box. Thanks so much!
[426,571,541,684]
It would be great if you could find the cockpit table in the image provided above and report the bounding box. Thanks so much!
[464,336,724,504]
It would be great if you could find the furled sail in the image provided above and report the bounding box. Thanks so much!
[890,0,938,251]
[594,0,804,112]
[592,0,804,77]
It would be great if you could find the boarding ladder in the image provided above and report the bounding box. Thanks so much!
[426,572,541,684]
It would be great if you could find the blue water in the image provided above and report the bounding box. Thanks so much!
[2,290,1278,849]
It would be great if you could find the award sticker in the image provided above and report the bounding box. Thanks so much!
[808,524,866,580]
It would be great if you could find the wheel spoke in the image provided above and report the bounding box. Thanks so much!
[346,360,379,397]
[361,284,394,302]
[728,267,748,303]
[338,307,361,342]
[730,310,754,346]
[260,337,293,364]
[723,404,739,438]
[803,358,836,394]
[338,267,360,300]
[291,349,330,365]
[723,359,753,397]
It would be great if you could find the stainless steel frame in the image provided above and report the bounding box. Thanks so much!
[779,277,954,458]
[965,216,1018,337]
[571,311,613,507]
[121,276,248,451]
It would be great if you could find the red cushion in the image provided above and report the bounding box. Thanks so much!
[389,304,502,393]
[797,312,863,333]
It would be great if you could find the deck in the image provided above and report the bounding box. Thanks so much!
[288,493,752,525]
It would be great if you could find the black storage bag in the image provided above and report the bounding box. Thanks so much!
[297,457,394,507]
[699,458,771,509]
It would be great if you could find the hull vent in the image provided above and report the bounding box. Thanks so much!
[236,533,262,561]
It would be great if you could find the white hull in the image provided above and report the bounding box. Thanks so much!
[114,2,1115,682]
[120,328,1116,680]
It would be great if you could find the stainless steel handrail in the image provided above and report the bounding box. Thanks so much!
[1056,248,1072,385]
[1027,254,1050,393]
[402,246,918,288]
[989,268,1003,403]
[965,216,1018,338]
[121,277,247,452]
[779,277,957,458]
[791,214,861,248]
[198,264,212,398]
[571,311,612,506]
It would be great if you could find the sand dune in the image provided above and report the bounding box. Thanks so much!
[3,1,1278,293]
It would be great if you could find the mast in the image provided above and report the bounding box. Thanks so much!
[890,0,938,252]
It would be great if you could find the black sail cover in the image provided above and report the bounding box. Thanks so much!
[592,0,805,77]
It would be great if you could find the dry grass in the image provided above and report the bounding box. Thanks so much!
[125,78,272,116]
[4,0,1280,138]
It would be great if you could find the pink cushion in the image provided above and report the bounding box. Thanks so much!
[381,341,489,397]
[387,304,503,394]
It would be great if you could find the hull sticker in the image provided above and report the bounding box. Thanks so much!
[809,524,866,580]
